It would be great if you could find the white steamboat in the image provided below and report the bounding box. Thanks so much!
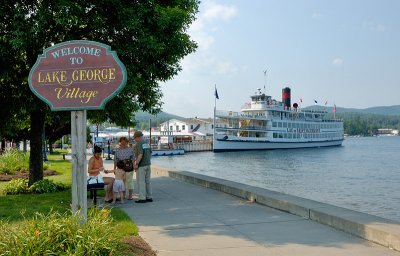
[213,87,344,152]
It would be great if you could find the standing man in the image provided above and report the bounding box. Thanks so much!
[133,131,153,203]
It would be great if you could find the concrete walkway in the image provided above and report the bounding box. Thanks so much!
[105,169,399,256]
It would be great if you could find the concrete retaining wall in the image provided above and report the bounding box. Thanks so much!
[153,167,400,252]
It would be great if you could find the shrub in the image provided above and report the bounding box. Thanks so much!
[0,149,29,175]
[0,209,125,256]
[3,179,67,195]
[30,179,67,194]
[2,179,29,195]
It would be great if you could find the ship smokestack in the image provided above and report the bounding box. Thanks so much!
[282,87,291,109]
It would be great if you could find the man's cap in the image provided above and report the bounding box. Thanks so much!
[134,131,143,138]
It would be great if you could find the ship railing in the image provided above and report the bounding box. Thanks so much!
[216,110,268,120]
[215,125,267,131]
[321,119,343,122]
[241,103,283,110]
[215,110,240,117]
[238,113,267,119]
[215,125,240,129]
[240,125,266,131]
[302,109,328,114]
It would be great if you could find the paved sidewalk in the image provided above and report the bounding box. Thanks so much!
[111,173,399,256]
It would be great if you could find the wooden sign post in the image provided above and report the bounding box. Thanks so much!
[71,110,87,219]
[29,40,127,222]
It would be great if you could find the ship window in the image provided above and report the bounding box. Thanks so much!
[273,133,277,138]
[191,125,193,129]
[278,133,283,138]
[272,122,277,127]
[288,133,292,139]
[182,125,186,130]
[283,122,287,128]
[278,122,282,128]
[170,126,173,131]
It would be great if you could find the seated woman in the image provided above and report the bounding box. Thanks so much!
[88,145,114,203]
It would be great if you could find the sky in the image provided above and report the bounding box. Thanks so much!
[160,0,400,118]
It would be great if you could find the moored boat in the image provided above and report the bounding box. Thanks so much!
[151,148,185,156]
[213,87,344,152]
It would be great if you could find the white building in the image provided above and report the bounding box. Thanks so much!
[378,128,399,136]
[159,118,213,141]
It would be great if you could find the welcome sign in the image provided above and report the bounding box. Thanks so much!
[29,40,127,110]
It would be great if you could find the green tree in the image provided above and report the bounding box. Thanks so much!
[0,0,199,185]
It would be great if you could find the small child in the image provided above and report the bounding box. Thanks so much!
[106,160,126,204]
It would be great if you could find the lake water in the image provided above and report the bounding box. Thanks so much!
[152,136,400,222]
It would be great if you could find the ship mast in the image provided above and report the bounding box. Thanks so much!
[263,69,267,93]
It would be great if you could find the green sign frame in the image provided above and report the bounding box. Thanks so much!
[29,40,127,111]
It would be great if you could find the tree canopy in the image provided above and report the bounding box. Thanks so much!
[0,0,199,184]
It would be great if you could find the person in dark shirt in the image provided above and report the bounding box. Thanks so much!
[133,131,152,203]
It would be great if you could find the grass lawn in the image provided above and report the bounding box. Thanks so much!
[0,151,141,253]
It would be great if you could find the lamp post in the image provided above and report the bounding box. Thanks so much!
[43,123,48,161]
[106,140,112,160]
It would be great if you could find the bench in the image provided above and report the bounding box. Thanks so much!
[88,186,104,206]
[87,176,105,206]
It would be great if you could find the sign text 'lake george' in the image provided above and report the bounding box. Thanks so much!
[29,40,127,111]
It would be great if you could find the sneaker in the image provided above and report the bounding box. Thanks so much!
[135,200,147,203]
[146,198,153,202]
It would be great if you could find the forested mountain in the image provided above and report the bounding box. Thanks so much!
[304,105,400,135]
[126,105,400,136]
[133,111,185,130]
[304,105,400,116]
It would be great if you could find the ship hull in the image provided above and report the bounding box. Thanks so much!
[213,139,343,152]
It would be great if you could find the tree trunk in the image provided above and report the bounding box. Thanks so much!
[49,138,54,154]
[29,110,45,186]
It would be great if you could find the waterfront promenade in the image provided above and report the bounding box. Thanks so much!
[101,160,400,255]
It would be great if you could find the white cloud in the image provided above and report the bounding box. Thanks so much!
[215,61,237,74]
[371,24,386,32]
[187,19,215,50]
[312,12,323,19]
[187,1,237,51]
[363,22,386,32]
[332,58,343,66]
[203,1,238,21]
[181,1,240,73]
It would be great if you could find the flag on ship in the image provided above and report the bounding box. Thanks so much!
[314,100,318,104]
[333,104,337,113]
[215,87,219,99]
